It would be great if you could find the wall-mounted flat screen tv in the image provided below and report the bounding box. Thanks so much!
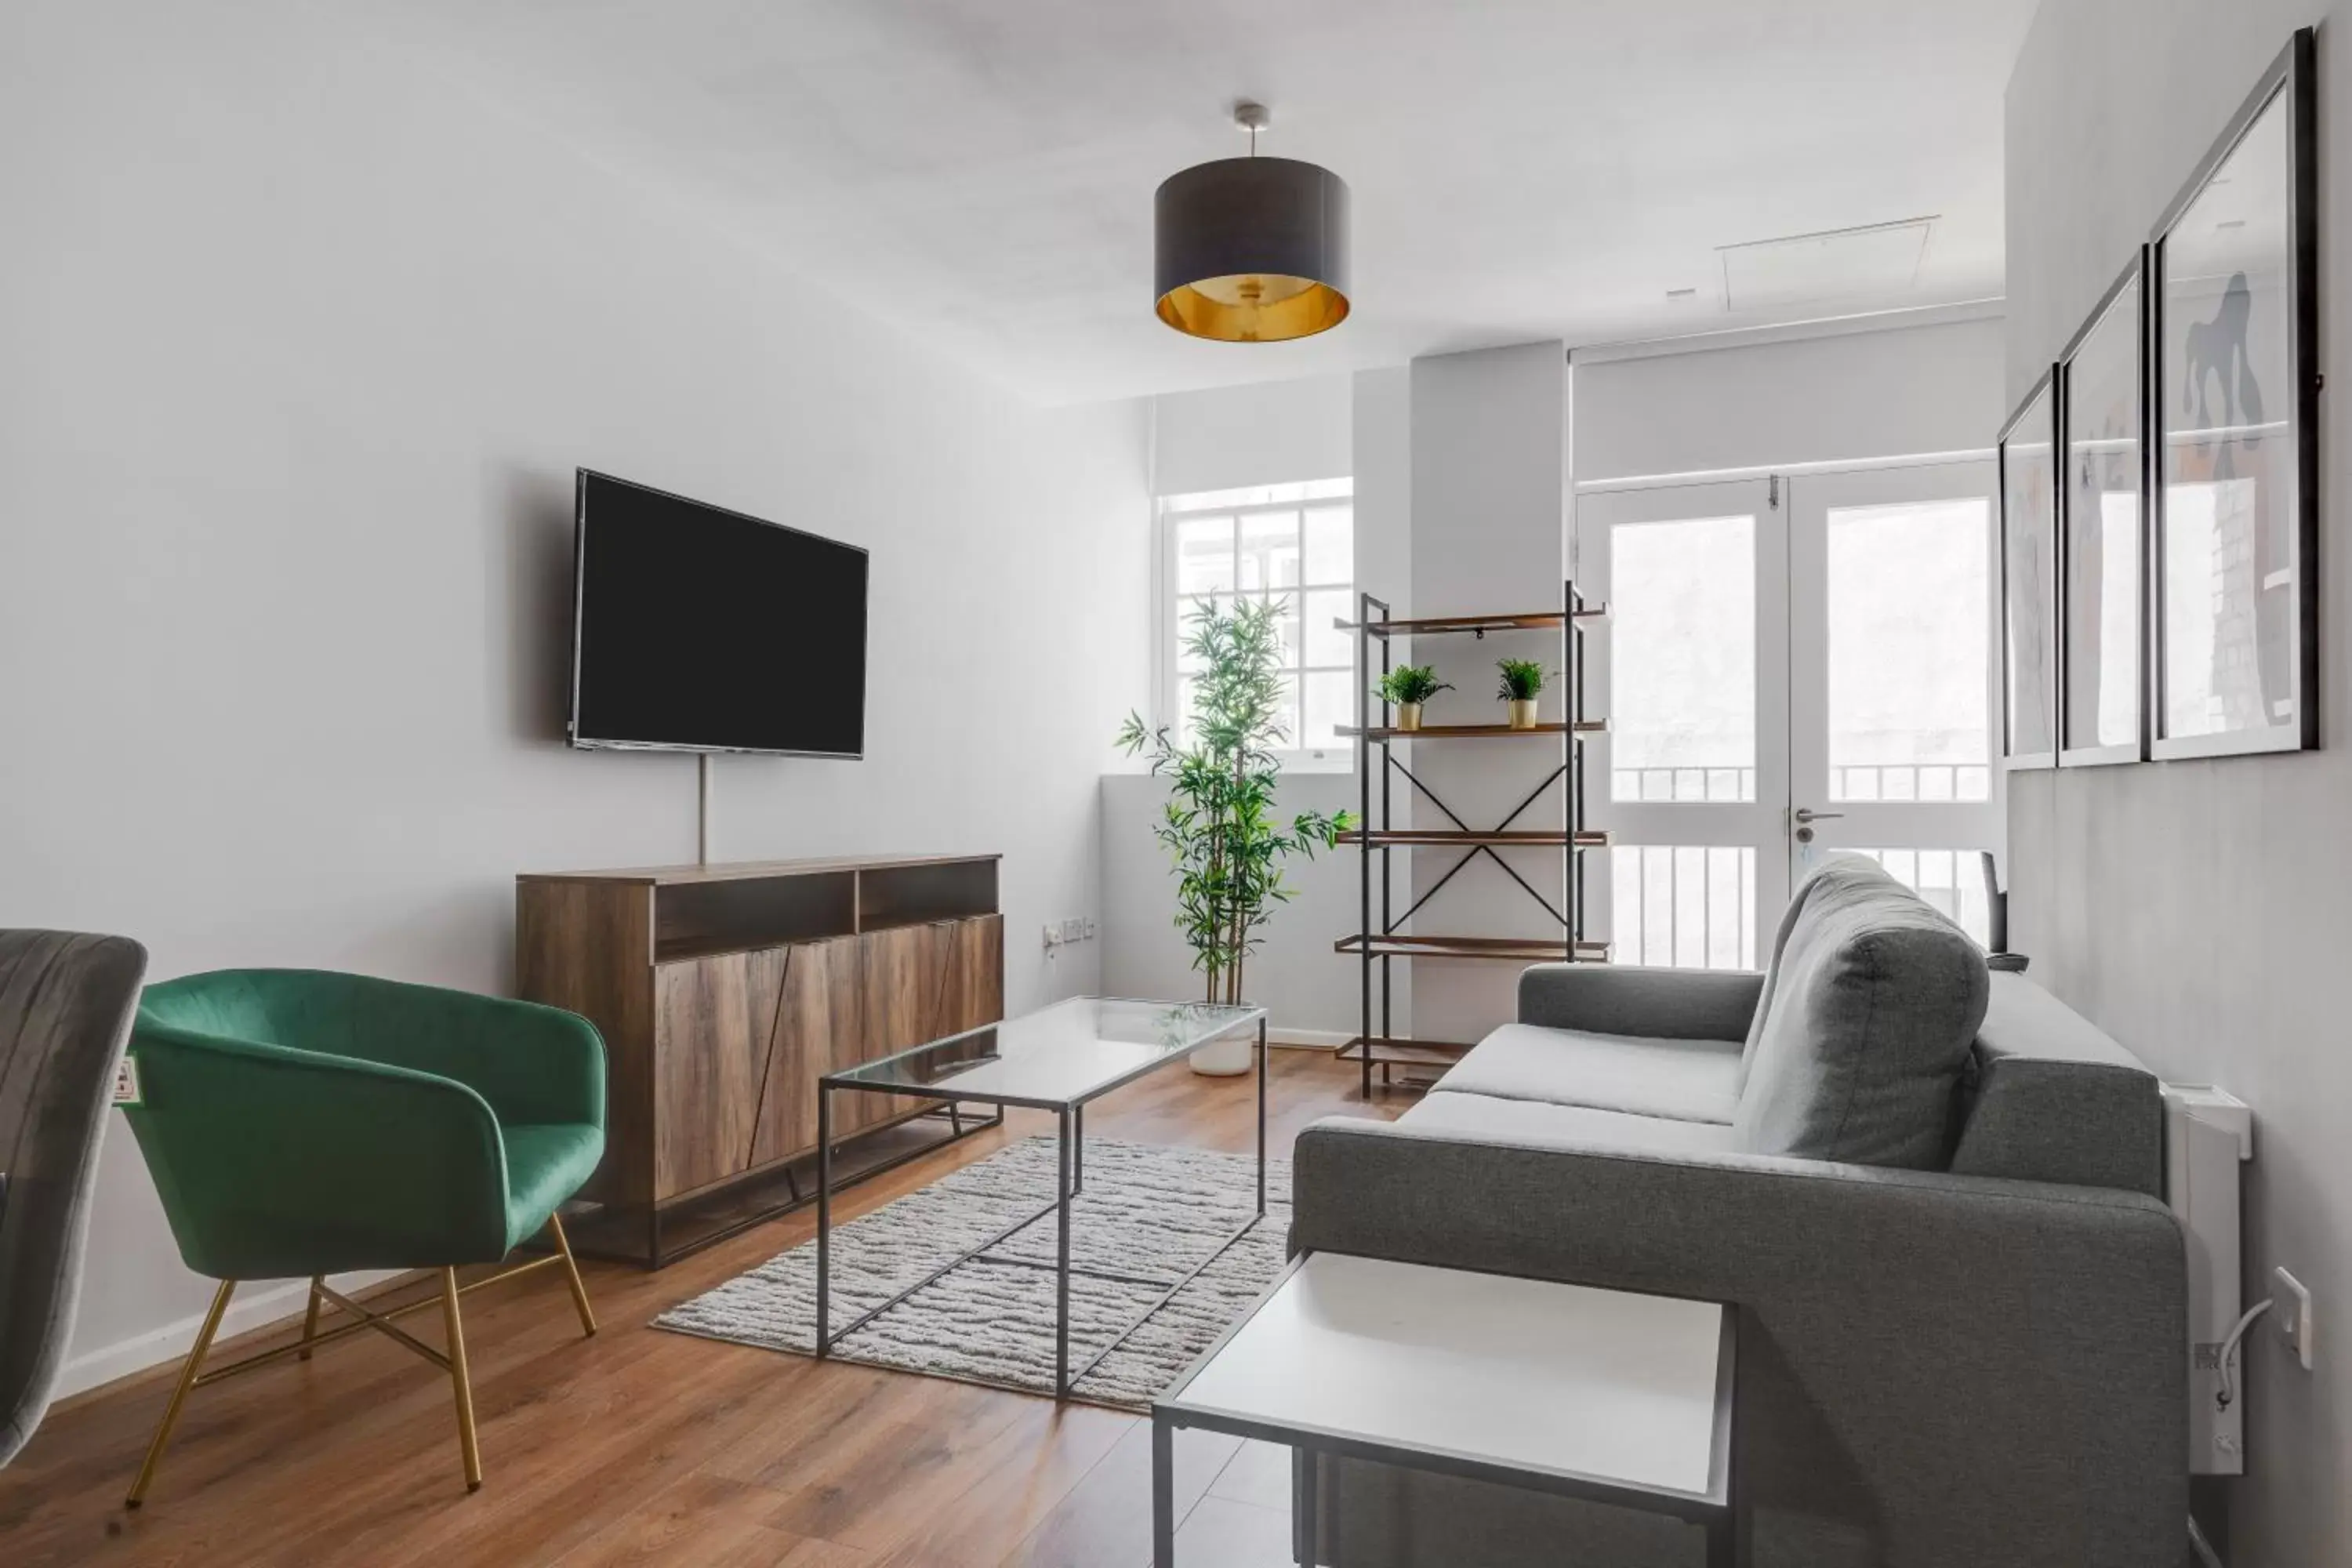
[568,470,868,758]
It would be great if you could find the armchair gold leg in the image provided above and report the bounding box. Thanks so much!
[440,1268,483,1492]
[546,1211,597,1338]
[126,1279,236,1509]
[298,1277,325,1361]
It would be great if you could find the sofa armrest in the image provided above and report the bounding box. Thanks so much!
[1290,1116,2185,1568]
[1517,963,1763,1040]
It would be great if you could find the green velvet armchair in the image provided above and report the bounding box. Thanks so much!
[119,969,607,1504]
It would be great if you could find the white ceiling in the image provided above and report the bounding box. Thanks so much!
[366,0,2038,405]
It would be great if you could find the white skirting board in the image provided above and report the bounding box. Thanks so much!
[1266,1026,1353,1050]
[56,1268,401,1403]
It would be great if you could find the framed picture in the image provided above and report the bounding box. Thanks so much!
[2149,27,2318,758]
[1998,371,2060,771]
[2057,252,2147,767]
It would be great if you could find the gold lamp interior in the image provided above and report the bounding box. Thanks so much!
[1156,274,1350,343]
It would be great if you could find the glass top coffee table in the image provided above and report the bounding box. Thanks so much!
[815,996,1268,1399]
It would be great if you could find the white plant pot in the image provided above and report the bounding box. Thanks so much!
[1506,698,1540,730]
[1395,702,1424,731]
[1189,1033,1254,1076]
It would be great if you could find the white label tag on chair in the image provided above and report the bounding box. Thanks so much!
[111,1055,143,1107]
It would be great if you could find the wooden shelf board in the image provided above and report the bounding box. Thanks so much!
[1336,1036,1474,1067]
[1337,934,1613,963]
[1335,607,1610,637]
[1336,720,1608,741]
[1339,829,1612,848]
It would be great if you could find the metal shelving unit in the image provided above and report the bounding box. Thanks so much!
[1334,582,1611,1096]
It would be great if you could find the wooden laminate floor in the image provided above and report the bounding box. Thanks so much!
[0,1050,1403,1568]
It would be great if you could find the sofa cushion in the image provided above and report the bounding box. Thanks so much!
[1439,1023,1743,1124]
[1732,857,1989,1168]
[1399,1091,1740,1154]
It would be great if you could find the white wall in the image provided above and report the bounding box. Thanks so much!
[1405,343,1573,1045]
[0,0,1149,1396]
[2006,6,2352,1563]
[1570,314,2008,481]
[1150,373,1354,496]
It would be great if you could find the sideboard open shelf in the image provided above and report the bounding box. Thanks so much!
[517,852,1004,1266]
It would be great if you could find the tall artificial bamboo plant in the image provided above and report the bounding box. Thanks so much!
[1118,597,1354,1007]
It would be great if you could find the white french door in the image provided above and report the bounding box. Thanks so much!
[1576,459,2002,967]
[1785,462,2003,940]
[1577,479,1789,968]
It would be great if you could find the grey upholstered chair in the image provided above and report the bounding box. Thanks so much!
[0,931,148,1466]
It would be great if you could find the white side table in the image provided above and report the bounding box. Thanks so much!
[1152,1251,1740,1566]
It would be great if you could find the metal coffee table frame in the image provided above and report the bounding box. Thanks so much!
[815,1004,1269,1399]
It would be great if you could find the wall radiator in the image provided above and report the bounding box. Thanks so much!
[2161,1083,2254,1475]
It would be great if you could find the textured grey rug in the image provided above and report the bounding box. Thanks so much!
[655,1137,1290,1410]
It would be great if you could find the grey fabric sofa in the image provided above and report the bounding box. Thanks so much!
[1291,858,2185,1568]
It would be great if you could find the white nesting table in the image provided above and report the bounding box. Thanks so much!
[1152,1251,1740,1566]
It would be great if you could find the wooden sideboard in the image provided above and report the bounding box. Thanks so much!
[517,852,1003,1265]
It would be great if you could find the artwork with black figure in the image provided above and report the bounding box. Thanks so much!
[2155,59,2307,751]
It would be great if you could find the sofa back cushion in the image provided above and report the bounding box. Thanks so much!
[1733,858,1990,1168]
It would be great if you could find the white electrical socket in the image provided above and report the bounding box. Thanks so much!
[1041,924,1062,949]
[2274,1268,2315,1370]
[1061,917,1083,943]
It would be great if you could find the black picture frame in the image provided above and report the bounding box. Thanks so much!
[2056,250,2150,768]
[2147,28,2318,759]
[1998,369,2060,771]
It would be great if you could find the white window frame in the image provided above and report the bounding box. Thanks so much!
[1154,478,1356,771]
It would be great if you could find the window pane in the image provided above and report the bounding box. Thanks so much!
[1846,848,1991,947]
[1303,505,1354,585]
[1174,596,1220,671]
[1176,516,1235,594]
[1239,511,1301,591]
[1269,672,1299,746]
[1610,515,1756,803]
[1302,670,1352,750]
[1305,589,1354,666]
[1827,498,1991,802]
[1610,846,1756,969]
[1247,592,1301,669]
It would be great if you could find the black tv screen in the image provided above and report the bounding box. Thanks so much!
[568,470,868,757]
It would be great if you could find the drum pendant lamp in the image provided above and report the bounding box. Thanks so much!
[1154,102,1351,343]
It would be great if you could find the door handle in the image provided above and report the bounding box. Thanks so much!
[1793,808,1844,824]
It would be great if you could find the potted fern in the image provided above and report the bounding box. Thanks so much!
[1119,597,1354,1074]
[1497,658,1552,730]
[1374,664,1452,731]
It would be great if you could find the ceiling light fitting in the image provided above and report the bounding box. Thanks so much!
[1154,100,1350,343]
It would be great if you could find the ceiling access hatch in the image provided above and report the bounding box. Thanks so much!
[1718,216,1936,311]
